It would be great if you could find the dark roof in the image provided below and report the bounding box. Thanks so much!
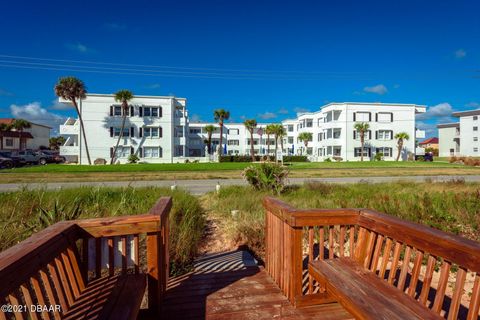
[452,109,480,117]
[0,118,15,125]
[437,123,459,129]
[419,137,439,145]
[0,131,34,139]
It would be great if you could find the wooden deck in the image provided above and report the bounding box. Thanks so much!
[158,250,353,320]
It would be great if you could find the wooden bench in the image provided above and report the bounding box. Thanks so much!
[0,197,172,320]
[309,258,442,319]
[263,197,480,319]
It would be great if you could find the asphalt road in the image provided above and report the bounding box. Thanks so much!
[0,175,479,195]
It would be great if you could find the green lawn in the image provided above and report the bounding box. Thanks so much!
[2,160,467,173]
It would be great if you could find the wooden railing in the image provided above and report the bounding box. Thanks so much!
[263,197,480,319]
[0,196,172,319]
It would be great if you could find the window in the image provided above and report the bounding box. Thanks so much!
[144,127,161,138]
[376,147,392,157]
[288,137,294,144]
[115,147,130,158]
[376,112,393,122]
[354,112,371,122]
[317,133,323,141]
[474,127,478,131]
[474,148,479,153]
[377,130,392,140]
[143,107,160,117]
[189,128,201,134]
[474,137,478,142]
[113,127,130,137]
[227,140,239,146]
[144,147,161,158]
[354,130,371,140]
[5,138,13,147]
[306,147,313,155]
[306,119,313,127]
[474,116,478,121]
[228,129,239,135]
[354,147,370,157]
[114,106,122,116]
[288,125,294,132]
[333,129,341,139]
[175,126,184,137]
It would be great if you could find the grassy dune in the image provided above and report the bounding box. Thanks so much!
[203,181,480,260]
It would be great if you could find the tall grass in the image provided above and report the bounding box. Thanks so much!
[0,186,205,274]
[203,181,480,260]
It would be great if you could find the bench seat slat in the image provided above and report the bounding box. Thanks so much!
[63,274,146,320]
[309,257,443,320]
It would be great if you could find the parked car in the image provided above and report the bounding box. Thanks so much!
[415,152,434,162]
[16,150,48,165]
[37,150,66,164]
[0,151,26,167]
[0,156,14,169]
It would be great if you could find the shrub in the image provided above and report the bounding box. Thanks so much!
[324,157,332,162]
[374,152,384,161]
[242,162,289,194]
[219,155,308,162]
[128,154,139,164]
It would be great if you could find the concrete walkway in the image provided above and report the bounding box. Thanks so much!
[0,175,479,194]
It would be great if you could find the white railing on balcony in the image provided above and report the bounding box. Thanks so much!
[60,146,80,156]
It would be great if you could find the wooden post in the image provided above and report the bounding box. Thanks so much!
[291,226,303,305]
[146,197,172,315]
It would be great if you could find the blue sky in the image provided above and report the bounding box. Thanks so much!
[0,0,478,137]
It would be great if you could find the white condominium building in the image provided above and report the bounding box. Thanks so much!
[437,109,480,157]
[281,102,426,161]
[59,95,426,163]
[60,94,188,164]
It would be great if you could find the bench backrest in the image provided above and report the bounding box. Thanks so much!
[263,197,480,320]
[0,197,172,319]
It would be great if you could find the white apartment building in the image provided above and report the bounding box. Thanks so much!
[0,118,51,151]
[282,102,426,161]
[60,94,188,164]
[60,96,426,163]
[437,109,480,157]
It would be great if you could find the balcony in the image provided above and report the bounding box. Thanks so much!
[60,118,79,135]
[415,130,425,139]
[60,145,79,155]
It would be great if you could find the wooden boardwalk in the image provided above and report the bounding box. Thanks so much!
[159,250,353,320]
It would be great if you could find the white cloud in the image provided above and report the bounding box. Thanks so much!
[49,100,73,110]
[294,107,310,113]
[277,107,289,115]
[454,49,466,59]
[417,102,454,121]
[146,83,161,89]
[104,22,126,31]
[258,112,277,120]
[0,88,14,96]
[466,102,480,108]
[10,102,66,132]
[66,42,93,53]
[363,84,388,95]
[416,121,438,137]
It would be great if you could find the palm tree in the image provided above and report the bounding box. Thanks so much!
[54,77,91,164]
[394,132,410,161]
[271,124,284,157]
[298,132,313,155]
[354,122,370,161]
[0,123,12,150]
[265,124,275,155]
[213,109,230,155]
[12,119,31,150]
[244,119,257,161]
[111,90,134,164]
[204,125,216,155]
[49,136,66,150]
[278,125,287,155]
